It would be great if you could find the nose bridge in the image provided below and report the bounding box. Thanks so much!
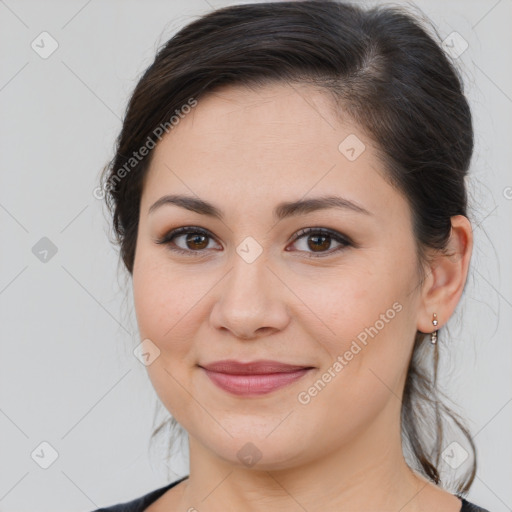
[225,242,273,308]
[224,230,271,290]
[210,239,290,338]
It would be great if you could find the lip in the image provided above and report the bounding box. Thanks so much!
[199,359,314,396]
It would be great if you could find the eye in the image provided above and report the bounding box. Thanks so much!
[286,227,352,258]
[155,226,352,258]
[155,226,221,256]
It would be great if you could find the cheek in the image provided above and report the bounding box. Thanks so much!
[286,261,399,344]
[132,253,191,353]
[294,283,414,451]
[132,255,200,421]
[132,262,165,340]
[300,253,416,388]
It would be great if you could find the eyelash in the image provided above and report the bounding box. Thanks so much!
[155,226,353,259]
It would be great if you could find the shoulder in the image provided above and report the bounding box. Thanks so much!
[90,476,189,512]
[458,496,491,512]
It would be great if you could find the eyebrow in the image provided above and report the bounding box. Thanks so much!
[148,194,371,220]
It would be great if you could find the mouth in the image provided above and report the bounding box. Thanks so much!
[198,359,315,396]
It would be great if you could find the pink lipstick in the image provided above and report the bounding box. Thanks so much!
[199,360,314,396]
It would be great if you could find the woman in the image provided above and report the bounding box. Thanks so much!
[94,1,490,510]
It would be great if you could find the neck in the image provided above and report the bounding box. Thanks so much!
[178,405,431,512]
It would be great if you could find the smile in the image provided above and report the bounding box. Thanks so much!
[199,360,315,396]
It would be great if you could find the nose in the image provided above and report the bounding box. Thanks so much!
[209,252,290,340]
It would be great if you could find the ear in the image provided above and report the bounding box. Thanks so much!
[417,215,473,334]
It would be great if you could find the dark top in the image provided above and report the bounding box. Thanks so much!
[91,476,490,512]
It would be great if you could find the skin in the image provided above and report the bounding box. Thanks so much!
[132,82,473,511]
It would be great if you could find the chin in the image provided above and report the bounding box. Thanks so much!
[197,428,314,472]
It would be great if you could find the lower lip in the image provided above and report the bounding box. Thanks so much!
[201,368,312,396]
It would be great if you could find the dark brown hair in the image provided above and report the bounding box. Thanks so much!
[100,0,476,493]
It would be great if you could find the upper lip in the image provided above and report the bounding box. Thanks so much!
[199,359,313,375]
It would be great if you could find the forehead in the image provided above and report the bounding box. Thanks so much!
[142,82,408,225]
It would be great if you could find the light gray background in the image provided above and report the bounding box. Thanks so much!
[1,0,511,511]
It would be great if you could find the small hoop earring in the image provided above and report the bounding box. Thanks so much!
[431,312,438,344]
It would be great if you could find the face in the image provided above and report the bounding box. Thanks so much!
[132,82,424,470]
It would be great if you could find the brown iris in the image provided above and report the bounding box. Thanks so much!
[186,232,209,250]
[308,233,331,252]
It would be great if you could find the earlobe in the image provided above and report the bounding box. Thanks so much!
[416,215,473,335]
